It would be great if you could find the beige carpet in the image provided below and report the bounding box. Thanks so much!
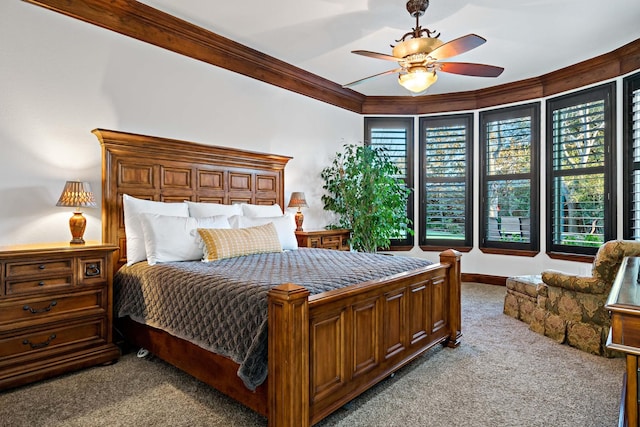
[0,283,625,427]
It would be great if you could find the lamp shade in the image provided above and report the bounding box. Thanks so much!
[398,70,438,93]
[56,181,97,209]
[287,192,308,208]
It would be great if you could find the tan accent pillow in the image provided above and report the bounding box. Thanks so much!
[197,222,282,262]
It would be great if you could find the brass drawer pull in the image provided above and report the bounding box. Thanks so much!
[23,300,57,314]
[23,334,56,349]
[85,263,101,277]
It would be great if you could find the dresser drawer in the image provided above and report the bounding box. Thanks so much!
[5,275,74,295]
[5,259,73,278]
[0,317,107,361]
[0,289,105,329]
[78,256,107,285]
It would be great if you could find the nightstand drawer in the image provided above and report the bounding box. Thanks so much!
[5,259,73,278]
[321,242,341,250]
[321,236,342,246]
[308,237,321,248]
[79,257,106,284]
[0,317,107,361]
[0,290,105,328]
[6,275,73,295]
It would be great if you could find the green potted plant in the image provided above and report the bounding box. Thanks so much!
[321,143,413,252]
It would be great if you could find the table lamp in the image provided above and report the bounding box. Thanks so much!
[56,181,97,244]
[287,191,308,231]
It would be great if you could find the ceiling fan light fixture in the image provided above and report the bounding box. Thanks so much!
[392,37,443,59]
[346,0,502,95]
[398,69,437,93]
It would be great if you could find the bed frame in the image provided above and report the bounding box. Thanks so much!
[94,128,462,427]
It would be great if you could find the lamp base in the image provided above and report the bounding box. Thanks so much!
[294,210,304,232]
[69,211,87,245]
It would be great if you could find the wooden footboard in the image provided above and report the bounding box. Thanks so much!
[268,250,461,427]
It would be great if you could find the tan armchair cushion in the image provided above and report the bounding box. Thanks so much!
[541,270,607,294]
[542,240,640,295]
[591,240,640,282]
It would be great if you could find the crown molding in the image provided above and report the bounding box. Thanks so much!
[24,0,640,115]
[24,0,366,113]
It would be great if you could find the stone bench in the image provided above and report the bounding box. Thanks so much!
[503,275,547,325]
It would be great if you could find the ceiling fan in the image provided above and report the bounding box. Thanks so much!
[343,0,504,94]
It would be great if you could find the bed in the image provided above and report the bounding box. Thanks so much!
[94,128,462,427]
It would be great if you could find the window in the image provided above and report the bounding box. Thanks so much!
[365,117,414,248]
[479,103,540,253]
[546,83,616,256]
[419,114,473,249]
[624,72,640,240]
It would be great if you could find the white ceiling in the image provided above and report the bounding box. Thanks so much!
[138,0,640,97]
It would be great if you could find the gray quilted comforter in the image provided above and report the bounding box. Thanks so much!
[114,248,432,390]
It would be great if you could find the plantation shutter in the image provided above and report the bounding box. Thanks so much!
[480,104,539,252]
[365,117,414,248]
[420,114,472,248]
[629,78,640,239]
[369,128,409,179]
[547,83,615,254]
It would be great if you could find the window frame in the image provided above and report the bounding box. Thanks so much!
[479,103,540,255]
[545,82,616,257]
[623,72,640,240]
[364,116,415,249]
[418,113,473,251]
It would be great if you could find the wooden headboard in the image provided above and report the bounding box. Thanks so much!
[93,129,292,269]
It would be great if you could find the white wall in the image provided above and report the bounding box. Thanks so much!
[0,2,632,278]
[0,2,360,245]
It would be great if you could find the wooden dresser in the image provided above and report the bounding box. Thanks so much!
[606,256,640,427]
[0,241,120,389]
[295,229,350,251]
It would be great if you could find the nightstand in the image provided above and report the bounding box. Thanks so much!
[295,229,350,251]
[0,241,120,390]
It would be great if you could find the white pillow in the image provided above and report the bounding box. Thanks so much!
[122,194,189,265]
[227,214,243,229]
[241,203,283,217]
[139,213,230,265]
[186,201,243,218]
[235,213,298,250]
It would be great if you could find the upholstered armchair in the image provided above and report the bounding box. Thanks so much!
[530,240,640,356]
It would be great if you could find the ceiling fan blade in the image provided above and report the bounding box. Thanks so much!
[343,68,403,87]
[439,62,504,77]
[352,50,399,62]
[429,34,487,60]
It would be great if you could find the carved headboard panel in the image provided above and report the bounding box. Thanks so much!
[93,129,292,269]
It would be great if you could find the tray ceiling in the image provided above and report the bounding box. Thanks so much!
[138,0,640,97]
